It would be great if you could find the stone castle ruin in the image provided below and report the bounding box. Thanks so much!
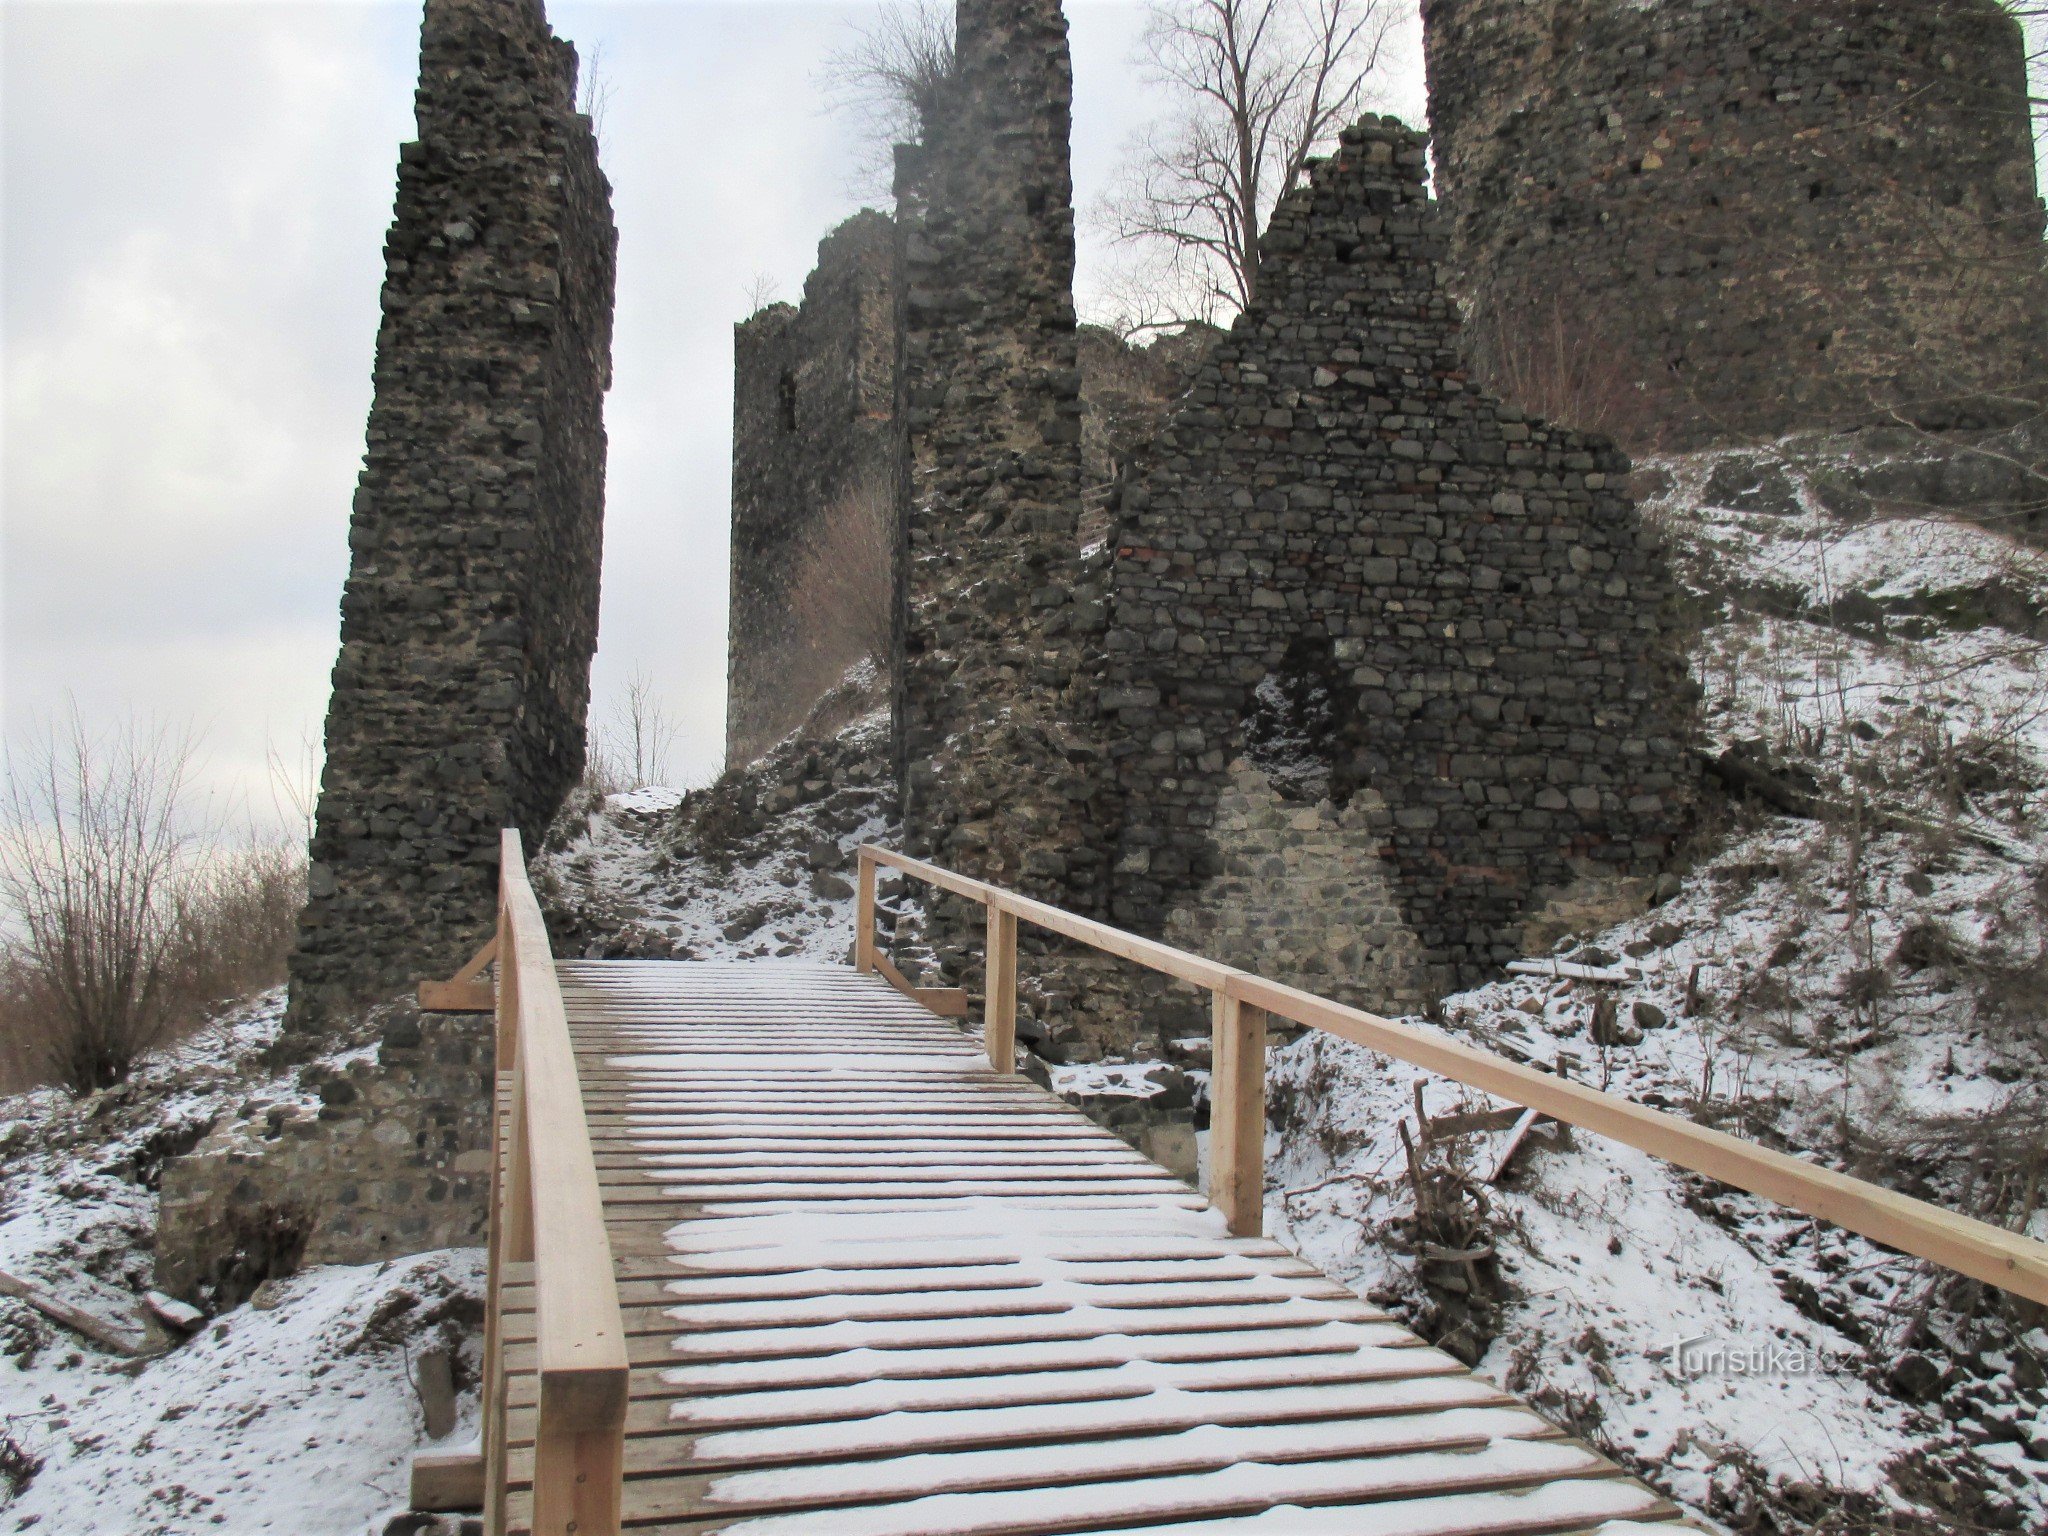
[727,211,897,766]
[284,0,616,1045]
[157,0,613,1294]
[1097,120,1693,1015]
[1421,0,2045,449]
[736,0,1703,1031]
[157,0,2042,1289]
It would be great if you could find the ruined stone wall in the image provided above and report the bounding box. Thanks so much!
[1421,0,2046,450]
[891,0,1106,937]
[158,1010,492,1306]
[286,0,616,1041]
[1098,117,1697,1016]
[727,212,898,769]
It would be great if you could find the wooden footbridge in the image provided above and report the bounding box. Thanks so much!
[419,833,2048,1535]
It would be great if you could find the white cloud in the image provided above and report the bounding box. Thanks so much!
[1,0,1430,824]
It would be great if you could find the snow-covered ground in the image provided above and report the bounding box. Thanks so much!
[535,672,896,967]
[1267,436,2048,1534]
[0,996,478,1535]
[1,1252,480,1535]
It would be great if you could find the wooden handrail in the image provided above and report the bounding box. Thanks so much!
[857,844,2048,1305]
[482,829,627,1536]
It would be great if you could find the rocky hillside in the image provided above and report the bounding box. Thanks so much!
[553,425,2048,1535]
[1271,425,2048,1534]
[0,996,484,1535]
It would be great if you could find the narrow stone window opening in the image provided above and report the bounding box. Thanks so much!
[1242,637,1349,806]
[778,370,798,432]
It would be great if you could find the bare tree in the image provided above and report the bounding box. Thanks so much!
[742,273,784,317]
[614,669,680,790]
[0,711,199,1092]
[820,0,956,193]
[1099,0,1400,323]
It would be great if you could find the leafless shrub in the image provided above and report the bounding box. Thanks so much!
[0,1421,39,1503]
[0,711,304,1096]
[787,474,896,703]
[1465,288,1669,452]
[579,667,686,805]
[821,0,955,194]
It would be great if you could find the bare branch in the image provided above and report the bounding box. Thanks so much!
[1094,0,1401,326]
[819,1,957,198]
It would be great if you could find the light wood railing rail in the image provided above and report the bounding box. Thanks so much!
[856,844,2048,1306]
[480,829,628,1536]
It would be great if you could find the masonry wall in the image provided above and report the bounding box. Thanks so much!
[1421,0,2047,450]
[285,0,616,1041]
[1098,117,1697,1016]
[891,0,1106,924]
[157,1012,492,1306]
[727,212,898,769]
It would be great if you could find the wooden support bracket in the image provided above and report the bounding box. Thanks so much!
[872,950,970,1018]
[418,935,499,1012]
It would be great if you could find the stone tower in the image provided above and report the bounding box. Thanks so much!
[285,0,616,1042]
[1421,0,2046,449]
[891,0,1105,918]
[727,212,898,769]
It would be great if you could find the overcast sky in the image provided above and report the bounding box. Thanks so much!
[2,0,1418,828]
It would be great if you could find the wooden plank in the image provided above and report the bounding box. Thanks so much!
[410,1448,484,1511]
[985,905,1018,1072]
[0,1265,159,1357]
[855,847,878,973]
[419,977,496,1012]
[507,1448,1648,1534]
[497,828,627,1536]
[870,949,971,1017]
[503,1374,1517,1461]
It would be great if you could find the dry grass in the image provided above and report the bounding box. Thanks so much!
[787,473,896,703]
[1466,288,1669,453]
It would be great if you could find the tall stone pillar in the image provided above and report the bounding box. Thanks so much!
[285,0,616,1043]
[891,0,1104,937]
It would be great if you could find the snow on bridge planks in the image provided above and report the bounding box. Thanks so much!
[500,959,1700,1536]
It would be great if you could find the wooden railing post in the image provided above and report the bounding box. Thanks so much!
[985,904,1018,1073]
[481,894,513,1536]
[1210,991,1267,1237]
[854,848,878,974]
[533,1375,626,1536]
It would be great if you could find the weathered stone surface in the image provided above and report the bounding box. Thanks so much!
[157,1009,493,1306]
[1096,117,1699,1019]
[891,0,1107,928]
[285,0,616,1042]
[1422,0,2047,449]
[727,212,898,767]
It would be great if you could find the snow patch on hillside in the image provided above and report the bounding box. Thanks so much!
[1268,435,2048,1533]
[1,1251,481,1535]
[0,993,478,1535]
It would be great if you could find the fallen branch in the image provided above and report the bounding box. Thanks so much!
[1701,747,2027,861]
[0,1266,162,1357]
